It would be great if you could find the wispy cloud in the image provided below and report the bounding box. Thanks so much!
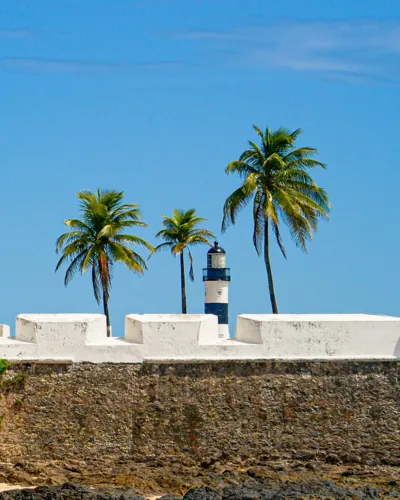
[174,30,236,40]
[0,28,34,38]
[0,57,181,73]
[173,20,400,84]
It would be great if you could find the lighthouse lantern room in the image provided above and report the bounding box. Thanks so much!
[203,241,231,340]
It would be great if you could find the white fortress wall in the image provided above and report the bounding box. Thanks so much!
[0,324,10,338]
[0,313,398,362]
[236,314,400,359]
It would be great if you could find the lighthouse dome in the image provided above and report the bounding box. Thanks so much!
[208,241,226,254]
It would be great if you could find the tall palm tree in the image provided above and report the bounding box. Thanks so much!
[152,209,215,314]
[222,125,330,313]
[55,189,153,336]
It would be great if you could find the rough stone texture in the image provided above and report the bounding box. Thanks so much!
[0,483,146,499]
[1,481,398,499]
[0,360,399,468]
[181,482,395,499]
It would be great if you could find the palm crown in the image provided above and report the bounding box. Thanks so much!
[153,209,215,313]
[155,209,215,278]
[55,189,153,335]
[222,125,330,312]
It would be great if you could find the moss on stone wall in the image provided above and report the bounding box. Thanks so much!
[0,359,10,375]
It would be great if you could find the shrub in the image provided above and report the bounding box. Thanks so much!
[0,359,9,375]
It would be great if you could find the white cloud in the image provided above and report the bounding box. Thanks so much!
[174,20,400,83]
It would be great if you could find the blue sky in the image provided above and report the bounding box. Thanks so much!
[1,0,400,336]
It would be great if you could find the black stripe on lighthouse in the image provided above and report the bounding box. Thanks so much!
[205,303,228,324]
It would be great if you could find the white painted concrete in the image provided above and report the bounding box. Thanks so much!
[0,325,10,338]
[125,314,220,348]
[17,314,107,345]
[236,314,400,358]
[218,324,229,340]
[0,314,142,363]
[0,313,398,362]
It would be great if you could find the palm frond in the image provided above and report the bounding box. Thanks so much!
[286,157,327,170]
[112,203,140,216]
[113,233,154,252]
[188,249,195,281]
[222,124,330,257]
[97,224,115,239]
[273,187,312,251]
[186,229,215,240]
[64,219,93,232]
[56,239,91,262]
[153,208,213,296]
[56,189,151,302]
[225,160,259,177]
[184,236,213,247]
[80,246,99,272]
[252,191,265,256]
[247,141,265,162]
[283,187,330,219]
[107,242,147,274]
[271,218,287,259]
[55,231,90,252]
[150,241,174,258]
[222,176,257,232]
[172,241,186,254]
[92,265,101,304]
[61,249,89,286]
[284,182,330,213]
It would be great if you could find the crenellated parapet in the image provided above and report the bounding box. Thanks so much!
[0,313,399,362]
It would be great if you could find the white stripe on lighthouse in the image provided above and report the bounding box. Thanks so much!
[205,281,229,303]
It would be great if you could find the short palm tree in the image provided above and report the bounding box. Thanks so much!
[152,209,215,313]
[55,189,153,336]
[222,125,330,313]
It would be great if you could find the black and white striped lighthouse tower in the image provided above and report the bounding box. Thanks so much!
[203,241,231,340]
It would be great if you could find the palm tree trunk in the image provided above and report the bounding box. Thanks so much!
[264,218,279,314]
[98,256,112,337]
[102,288,111,337]
[180,251,187,314]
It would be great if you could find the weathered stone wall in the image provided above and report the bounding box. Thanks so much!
[0,360,399,467]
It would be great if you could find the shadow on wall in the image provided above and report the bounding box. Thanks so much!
[394,336,400,358]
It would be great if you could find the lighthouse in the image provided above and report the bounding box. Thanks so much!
[203,241,231,340]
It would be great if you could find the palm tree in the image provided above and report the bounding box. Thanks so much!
[55,189,153,336]
[222,125,330,314]
[152,209,215,313]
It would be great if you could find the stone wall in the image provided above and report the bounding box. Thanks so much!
[0,360,399,467]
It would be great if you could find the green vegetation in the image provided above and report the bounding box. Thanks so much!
[222,125,330,313]
[152,209,215,313]
[0,360,27,410]
[0,359,10,375]
[14,398,24,408]
[55,189,154,335]
[1,371,27,393]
